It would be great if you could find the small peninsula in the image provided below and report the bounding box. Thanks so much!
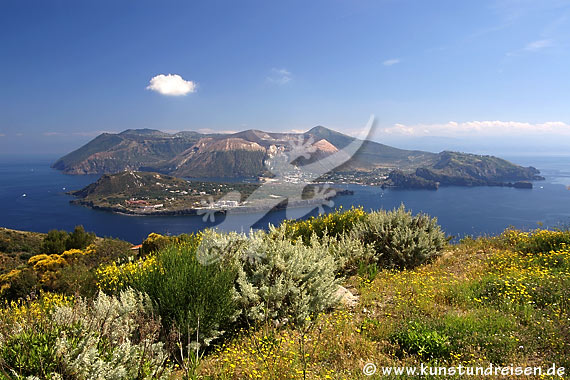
[69,171,352,216]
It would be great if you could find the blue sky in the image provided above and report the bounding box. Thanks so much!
[1,0,570,154]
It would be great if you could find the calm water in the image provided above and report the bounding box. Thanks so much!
[1,155,569,243]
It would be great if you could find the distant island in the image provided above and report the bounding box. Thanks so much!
[69,171,353,216]
[320,151,540,190]
[54,126,544,190]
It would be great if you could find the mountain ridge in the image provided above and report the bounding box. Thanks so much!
[52,126,543,185]
[52,126,437,176]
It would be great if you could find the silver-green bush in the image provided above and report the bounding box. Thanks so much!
[53,289,172,380]
[351,205,447,269]
[306,230,375,275]
[0,290,172,380]
[199,228,340,326]
[235,230,340,325]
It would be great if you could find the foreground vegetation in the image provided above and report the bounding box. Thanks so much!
[0,207,569,379]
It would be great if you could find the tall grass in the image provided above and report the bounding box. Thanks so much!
[131,241,238,349]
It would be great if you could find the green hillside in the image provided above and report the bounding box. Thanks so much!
[69,171,260,214]
[414,151,543,186]
[70,171,191,199]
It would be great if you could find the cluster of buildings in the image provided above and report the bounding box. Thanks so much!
[125,199,164,211]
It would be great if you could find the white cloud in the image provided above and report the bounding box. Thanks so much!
[266,68,292,85]
[523,39,553,51]
[383,58,400,66]
[508,39,555,56]
[146,74,197,96]
[379,120,570,137]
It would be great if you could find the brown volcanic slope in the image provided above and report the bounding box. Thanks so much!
[52,126,541,182]
[167,137,268,178]
[313,139,338,153]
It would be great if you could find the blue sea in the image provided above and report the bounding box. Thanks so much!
[1,154,569,243]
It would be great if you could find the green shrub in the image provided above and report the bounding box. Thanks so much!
[40,226,95,256]
[141,232,198,255]
[1,237,135,302]
[52,262,98,297]
[87,238,133,264]
[441,310,519,364]
[1,327,62,378]
[392,313,518,363]
[41,230,69,255]
[357,261,380,282]
[141,233,173,255]
[0,268,39,301]
[65,225,95,251]
[391,315,521,363]
[467,272,570,316]
[131,240,238,348]
[391,321,451,360]
[503,228,570,254]
[351,205,447,269]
